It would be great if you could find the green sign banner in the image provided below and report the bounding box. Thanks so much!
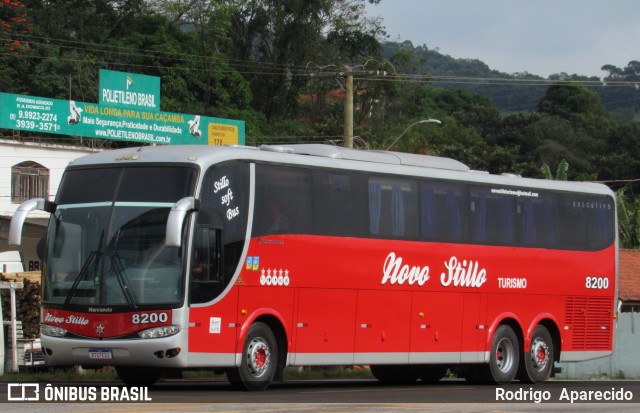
[0,92,245,145]
[99,69,161,111]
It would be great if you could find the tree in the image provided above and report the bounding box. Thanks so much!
[599,122,640,185]
[601,61,640,81]
[537,82,603,123]
[534,82,612,179]
[15,0,151,101]
[2,0,261,146]
[220,0,384,121]
[616,186,640,249]
[0,0,32,56]
[0,0,33,92]
[600,61,640,118]
[541,159,568,181]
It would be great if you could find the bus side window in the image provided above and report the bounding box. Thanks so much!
[190,226,222,303]
[420,182,467,243]
[368,177,418,238]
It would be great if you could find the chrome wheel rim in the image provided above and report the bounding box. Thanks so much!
[246,337,271,378]
[531,337,550,371]
[495,337,515,373]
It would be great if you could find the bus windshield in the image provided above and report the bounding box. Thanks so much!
[44,166,197,308]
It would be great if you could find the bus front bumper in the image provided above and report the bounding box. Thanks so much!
[40,332,189,368]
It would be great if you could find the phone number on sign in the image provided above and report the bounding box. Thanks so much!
[15,119,61,132]
[18,110,58,122]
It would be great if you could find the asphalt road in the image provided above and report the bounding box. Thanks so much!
[2,379,640,412]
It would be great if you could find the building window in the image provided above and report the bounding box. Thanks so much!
[11,161,49,204]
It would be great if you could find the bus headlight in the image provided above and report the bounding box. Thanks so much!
[138,325,181,339]
[41,324,68,337]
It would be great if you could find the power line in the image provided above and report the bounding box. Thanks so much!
[4,33,639,89]
[2,34,639,120]
[2,33,317,73]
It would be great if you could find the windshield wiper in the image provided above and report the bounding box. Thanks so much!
[64,228,105,306]
[108,251,138,309]
[64,250,98,306]
[64,250,138,309]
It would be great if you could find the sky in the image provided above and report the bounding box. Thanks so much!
[364,0,640,78]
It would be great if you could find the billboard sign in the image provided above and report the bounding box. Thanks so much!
[0,92,245,145]
[99,69,161,112]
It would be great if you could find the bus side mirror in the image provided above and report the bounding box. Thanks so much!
[9,198,56,246]
[166,197,200,247]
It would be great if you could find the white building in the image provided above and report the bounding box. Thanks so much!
[0,139,100,270]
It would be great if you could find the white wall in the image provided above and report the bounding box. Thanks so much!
[0,139,101,269]
[0,139,100,215]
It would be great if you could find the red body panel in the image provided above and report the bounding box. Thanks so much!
[294,288,357,355]
[409,291,464,354]
[354,290,412,354]
[187,288,239,354]
[184,234,615,360]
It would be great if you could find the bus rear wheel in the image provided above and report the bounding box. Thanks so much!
[519,325,554,383]
[227,322,278,391]
[487,325,520,384]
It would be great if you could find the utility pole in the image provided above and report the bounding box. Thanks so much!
[343,66,354,149]
[308,61,389,149]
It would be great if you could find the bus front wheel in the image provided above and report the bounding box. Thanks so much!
[519,325,554,383]
[227,322,278,391]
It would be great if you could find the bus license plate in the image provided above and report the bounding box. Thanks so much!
[88,349,112,360]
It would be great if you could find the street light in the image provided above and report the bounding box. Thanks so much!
[385,118,442,151]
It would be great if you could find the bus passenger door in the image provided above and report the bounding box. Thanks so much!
[409,292,463,363]
[354,290,412,364]
[187,225,239,365]
[293,289,357,365]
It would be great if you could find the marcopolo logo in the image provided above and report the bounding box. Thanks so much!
[6,383,152,402]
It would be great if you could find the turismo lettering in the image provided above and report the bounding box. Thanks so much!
[498,277,527,289]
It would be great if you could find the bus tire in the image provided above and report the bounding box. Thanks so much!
[227,322,278,391]
[519,325,554,383]
[116,366,164,387]
[488,325,520,384]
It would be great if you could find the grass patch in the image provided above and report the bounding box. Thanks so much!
[284,366,373,380]
[0,365,373,382]
[0,367,117,382]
